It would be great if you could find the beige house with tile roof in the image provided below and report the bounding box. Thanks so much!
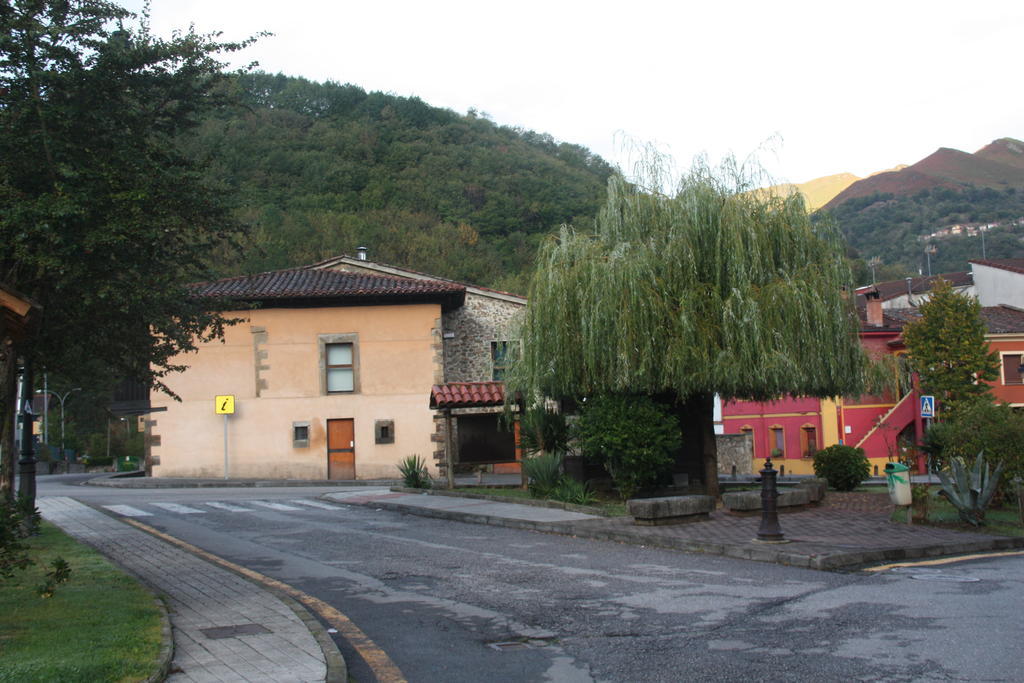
[148,254,525,480]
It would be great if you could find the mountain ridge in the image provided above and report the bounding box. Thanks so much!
[823,138,1024,210]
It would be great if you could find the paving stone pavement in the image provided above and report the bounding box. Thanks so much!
[820,490,893,513]
[349,490,1024,570]
[40,497,331,683]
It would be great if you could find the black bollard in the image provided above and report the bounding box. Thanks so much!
[756,456,785,542]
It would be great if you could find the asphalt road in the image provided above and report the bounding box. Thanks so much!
[38,474,1024,682]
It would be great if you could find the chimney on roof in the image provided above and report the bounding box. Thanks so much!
[356,246,368,261]
[865,289,883,327]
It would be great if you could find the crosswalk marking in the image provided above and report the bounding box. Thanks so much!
[102,498,344,517]
[206,502,254,513]
[288,499,341,510]
[103,504,152,517]
[249,501,302,511]
[152,502,206,514]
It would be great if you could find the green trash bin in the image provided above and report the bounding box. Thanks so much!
[884,462,911,506]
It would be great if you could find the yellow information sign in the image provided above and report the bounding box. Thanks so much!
[215,395,235,415]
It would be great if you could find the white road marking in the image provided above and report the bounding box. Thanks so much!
[151,502,206,514]
[103,505,152,517]
[249,501,302,511]
[288,499,343,510]
[206,502,255,513]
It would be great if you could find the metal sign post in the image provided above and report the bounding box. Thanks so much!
[920,395,935,419]
[920,395,935,478]
[215,395,235,480]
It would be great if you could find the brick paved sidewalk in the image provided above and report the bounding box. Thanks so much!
[40,497,336,683]
[820,490,893,513]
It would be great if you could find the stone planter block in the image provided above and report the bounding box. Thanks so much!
[778,488,811,507]
[722,487,812,513]
[628,495,715,526]
[795,477,827,502]
[721,490,762,512]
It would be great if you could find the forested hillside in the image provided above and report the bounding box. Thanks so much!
[824,186,1024,279]
[817,138,1024,282]
[185,73,615,293]
[185,76,1024,289]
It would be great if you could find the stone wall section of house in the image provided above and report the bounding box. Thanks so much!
[716,433,754,475]
[431,415,448,468]
[251,326,269,396]
[144,417,160,475]
[442,293,523,382]
[318,257,524,382]
[431,316,444,385]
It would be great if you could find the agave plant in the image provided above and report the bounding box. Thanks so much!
[936,452,1004,526]
[397,454,431,489]
[522,451,564,499]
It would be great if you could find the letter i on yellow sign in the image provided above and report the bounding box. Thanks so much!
[215,395,235,415]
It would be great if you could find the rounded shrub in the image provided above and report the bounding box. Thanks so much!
[576,394,680,500]
[812,444,870,492]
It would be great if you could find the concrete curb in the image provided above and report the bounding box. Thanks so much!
[372,499,1024,571]
[65,500,346,682]
[273,591,348,683]
[142,595,174,683]
[390,486,616,516]
[85,474,400,489]
[371,499,583,534]
[59,525,176,683]
[110,508,349,683]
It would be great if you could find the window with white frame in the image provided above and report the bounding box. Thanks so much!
[319,333,359,394]
[326,343,354,392]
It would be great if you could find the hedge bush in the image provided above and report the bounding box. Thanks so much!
[812,444,870,492]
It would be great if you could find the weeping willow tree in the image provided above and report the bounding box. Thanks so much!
[507,156,865,497]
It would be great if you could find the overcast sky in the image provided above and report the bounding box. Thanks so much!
[123,0,1023,184]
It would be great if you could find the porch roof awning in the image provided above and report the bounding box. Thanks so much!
[430,381,505,409]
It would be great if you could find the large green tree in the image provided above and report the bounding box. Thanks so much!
[0,0,257,493]
[508,157,866,496]
[902,278,998,419]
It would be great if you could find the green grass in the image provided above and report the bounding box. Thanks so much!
[852,484,888,493]
[890,488,1024,537]
[456,486,628,516]
[0,522,163,682]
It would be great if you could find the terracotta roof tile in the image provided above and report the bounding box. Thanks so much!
[309,254,527,300]
[859,305,1024,335]
[430,382,506,409]
[190,267,465,305]
[980,305,1024,334]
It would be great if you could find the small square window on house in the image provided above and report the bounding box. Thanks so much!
[375,419,395,444]
[326,342,354,392]
[491,341,519,381]
[292,422,310,448]
[1003,354,1023,385]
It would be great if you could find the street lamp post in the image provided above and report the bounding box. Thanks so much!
[36,387,81,461]
[17,358,36,507]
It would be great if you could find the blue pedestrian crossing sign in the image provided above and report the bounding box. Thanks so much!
[920,395,935,418]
